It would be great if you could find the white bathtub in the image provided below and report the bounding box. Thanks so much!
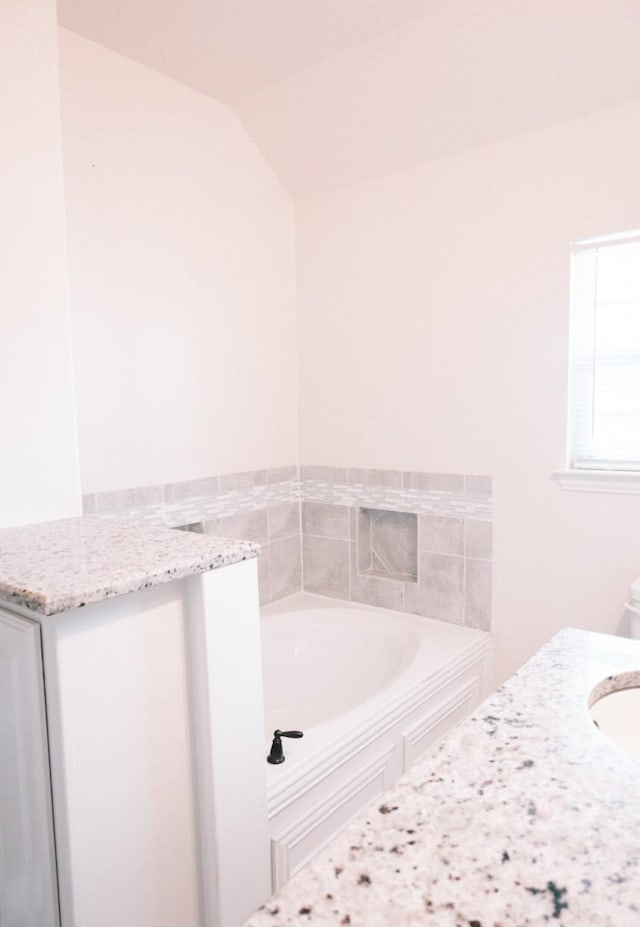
[260,593,492,891]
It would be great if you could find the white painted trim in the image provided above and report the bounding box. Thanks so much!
[270,745,395,890]
[573,228,640,250]
[402,677,479,769]
[0,609,60,927]
[553,468,640,495]
[38,618,75,927]
[186,560,271,927]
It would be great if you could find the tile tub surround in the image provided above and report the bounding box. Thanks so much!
[84,465,492,619]
[245,627,640,927]
[0,516,259,615]
[300,467,493,630]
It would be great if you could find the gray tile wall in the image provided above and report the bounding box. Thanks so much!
[85,464,492,626]
[298,467,493,631]
[208,504,302,606]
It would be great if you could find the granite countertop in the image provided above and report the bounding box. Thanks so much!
[246,628,640,927]
[0,515,258,615]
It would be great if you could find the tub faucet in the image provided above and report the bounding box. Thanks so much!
[267,729,303,764]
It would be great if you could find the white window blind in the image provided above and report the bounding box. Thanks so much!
[569,232,640,471]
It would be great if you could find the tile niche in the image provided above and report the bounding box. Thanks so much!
[357,508,418,583]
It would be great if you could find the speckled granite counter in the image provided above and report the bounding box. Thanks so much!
[246,628,640,927]
[0,515,258,615]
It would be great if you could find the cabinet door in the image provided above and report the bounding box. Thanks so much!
[0,609,59,927]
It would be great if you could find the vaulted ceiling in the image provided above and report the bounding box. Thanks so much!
[57,0,640,199]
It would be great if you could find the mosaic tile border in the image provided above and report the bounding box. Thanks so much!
[84,465,493,526]
[301,480,492,520]
[84,468,300,527]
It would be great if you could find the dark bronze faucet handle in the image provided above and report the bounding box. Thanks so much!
[267,729,304,764]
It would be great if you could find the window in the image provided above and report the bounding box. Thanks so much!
[561,231,640,490]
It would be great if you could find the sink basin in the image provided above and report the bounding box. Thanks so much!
[589,671,640,761]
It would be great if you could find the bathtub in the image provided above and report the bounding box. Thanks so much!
[260,592,492,891]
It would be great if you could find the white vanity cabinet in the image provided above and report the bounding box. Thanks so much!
[0,548,269,927]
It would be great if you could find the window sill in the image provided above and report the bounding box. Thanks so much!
[553,468,640,495]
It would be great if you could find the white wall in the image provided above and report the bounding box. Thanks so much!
[21,21,639,686]
[0,1,81,528]
[58,29,297,493]
[297,100,640,683]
